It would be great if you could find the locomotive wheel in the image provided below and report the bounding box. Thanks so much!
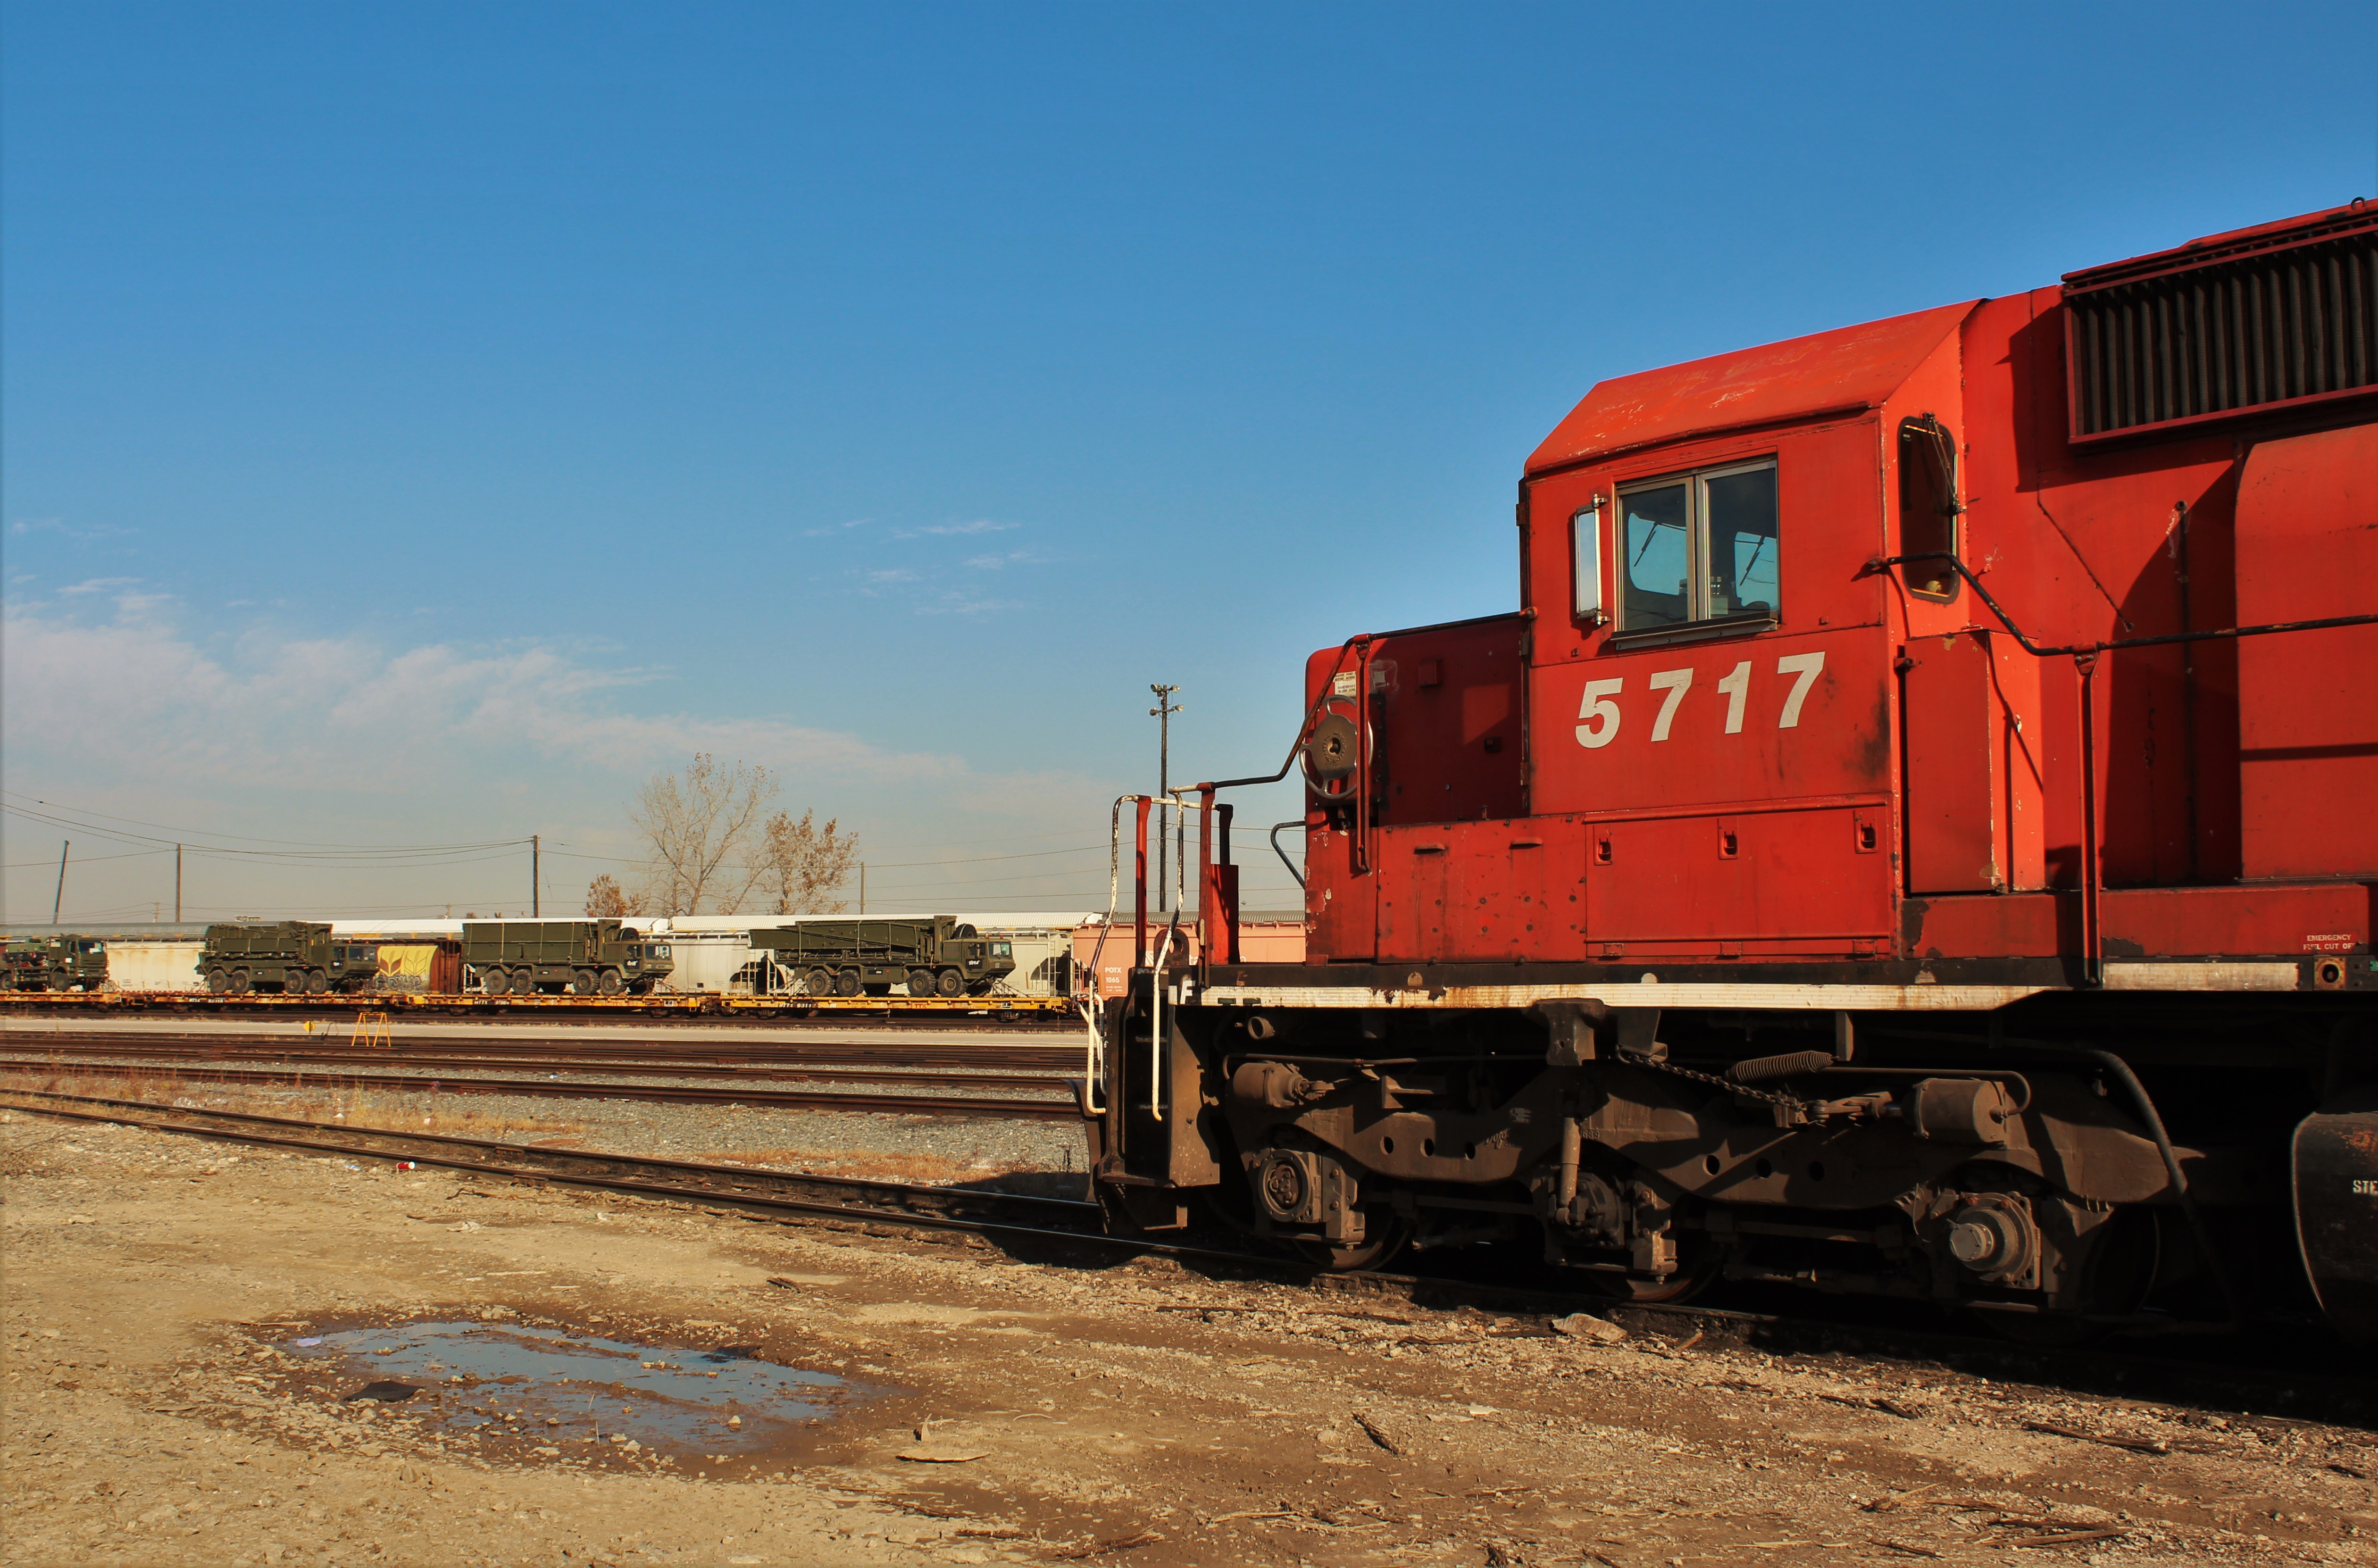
[1582,1236,1725,1304]
[229,968,252,994]
[597,968,623,996]
[206,967,230,993]
[1291,1216,1410,1273]
[481,968,509,996]
[804,967,834,997]
[907,968,936,997]
[834,968,862,998]
[1974,1206,2161,1348]
[936,968,965,997]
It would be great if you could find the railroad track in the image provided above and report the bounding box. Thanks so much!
[0,1059,1089,1120]
[0,994,1079,1026]
[0,1040,1076,1090]
[0,1085,1107,1236]
[0,1028,1082,1074]
[3,1086,2368,1428]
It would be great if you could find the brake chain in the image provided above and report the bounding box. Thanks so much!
[1617,1049,1795,1108]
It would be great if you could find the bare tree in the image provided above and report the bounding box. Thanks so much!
[583,874,647,918]
[759,809,859,914]
[628,754,777,915]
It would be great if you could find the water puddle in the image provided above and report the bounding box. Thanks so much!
[283,1319,868,1463]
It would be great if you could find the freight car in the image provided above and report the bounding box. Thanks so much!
[461,919,671,996]
[199,922,377,994]
[3,935,108,992]
[748,917,1015,997]
[1089,202,2378,1345]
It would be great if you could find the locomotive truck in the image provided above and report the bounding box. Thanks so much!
[749,917,1015,997]
[1089,201,2378,1345]
[200,922,377,994]
[3,935,108,992]
[462,919,672,995]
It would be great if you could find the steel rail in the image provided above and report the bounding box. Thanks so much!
[0,1039,1074,1089]
[0,993,1076,1025]
[0,1061,1089,1120]
[0,1089,1109,1237]
[0,1027,1079,1064]
[3,1090,2364,1426]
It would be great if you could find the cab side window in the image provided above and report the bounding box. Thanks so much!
[1897,414,1961,601]
[1619,459,1779,634]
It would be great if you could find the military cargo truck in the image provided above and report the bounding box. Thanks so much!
[461,920,672,996]
[3,935,109,992]
[199,922,376,994]
[748,917,1014,998]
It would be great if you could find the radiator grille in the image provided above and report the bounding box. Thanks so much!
[2064,211,2378,440]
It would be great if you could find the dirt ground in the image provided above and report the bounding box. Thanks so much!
[4,1108,2374,1568]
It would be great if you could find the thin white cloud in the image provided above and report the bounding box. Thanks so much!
[59,576,141,596]
[917,594,1026,617]
[10,517,134,541]
[895,519,1017,539]
[0,597,975,794]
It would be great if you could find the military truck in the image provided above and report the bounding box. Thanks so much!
[748,917,1014,998]
[3,935,109,992]
[199,922,377,994]
[461,920,672,996]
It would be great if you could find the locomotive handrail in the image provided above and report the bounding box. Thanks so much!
[1199,633,1374,793]
[1085,792,1214,1119]
[1268,821,1306,890]
[1866,552,2378,654]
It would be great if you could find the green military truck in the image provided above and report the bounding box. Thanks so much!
[749,917,1015,998]
[3,935,109,992]
[199,922,377,994]
[462,920,673,997]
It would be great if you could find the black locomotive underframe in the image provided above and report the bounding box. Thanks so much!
[1091,973,2375,1324]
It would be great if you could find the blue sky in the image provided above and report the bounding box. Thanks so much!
[6,1,2374,922]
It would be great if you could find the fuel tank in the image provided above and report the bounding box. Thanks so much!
[2294,1089,2378,1345]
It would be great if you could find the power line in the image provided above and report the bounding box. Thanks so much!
[3,804,526,866]
[0,791,529,853]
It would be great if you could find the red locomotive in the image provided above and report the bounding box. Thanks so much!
[1089,201,2378,1343]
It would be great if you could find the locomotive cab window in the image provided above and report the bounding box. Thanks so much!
[1897,414,1962,601]
[1618,459,1778,635]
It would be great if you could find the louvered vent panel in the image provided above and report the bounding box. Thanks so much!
[2064,214,2378,440]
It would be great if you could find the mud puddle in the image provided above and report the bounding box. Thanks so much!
[270,1316,881,1472]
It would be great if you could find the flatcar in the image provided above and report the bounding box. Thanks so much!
[1088,201,2378,1344]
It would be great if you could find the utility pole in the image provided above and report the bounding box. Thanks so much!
[175,844,183,923]
[859,863,867,916]
[52,841,69,925]
[532,835,541,918]
[1149,684,1182,911]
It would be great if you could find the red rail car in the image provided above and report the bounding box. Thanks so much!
[1089,203,2378,1343]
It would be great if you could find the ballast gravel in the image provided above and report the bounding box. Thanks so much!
[4,1109,2375,1568]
